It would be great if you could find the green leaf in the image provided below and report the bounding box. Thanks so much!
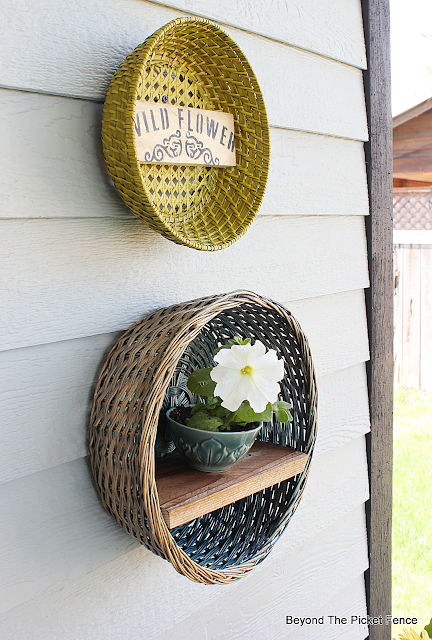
[424,619,432,638]
[187,368,216,397]
[187,411,224,431]
[213,336,251,355]
[233,400,273,423]
[190,402,205,415]
[273,400,293,423]
[205,396,221,408]
[214,405,231,419]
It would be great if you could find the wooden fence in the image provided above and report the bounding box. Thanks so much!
[394,237,432,389]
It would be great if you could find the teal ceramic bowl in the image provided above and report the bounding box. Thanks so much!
[166,407,262,472]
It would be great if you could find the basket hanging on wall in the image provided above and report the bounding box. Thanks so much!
[89,291,317,584]
[102,18,270,251]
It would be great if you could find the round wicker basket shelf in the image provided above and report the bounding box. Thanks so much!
[89,291,317,584]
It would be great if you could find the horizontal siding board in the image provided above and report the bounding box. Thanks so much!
[264,129,369,216]
[0,456,140,617]
[0,216,369,352]
[0,1,368,140]
[0,437,368,627]
[145,0,367,69]
[0,89,369,220]
[0,91,126,220]
[230,27,368,140]
[0,316,369,484]
[287,290,369,377]
[285,574,368,639]
[0,333,118,484]
[272,437,369,564]
[315,362,370,457]
[151,506,368,640]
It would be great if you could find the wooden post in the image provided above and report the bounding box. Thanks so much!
[362,0,393,638]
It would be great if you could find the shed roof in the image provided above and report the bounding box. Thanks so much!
[393,96,432,187]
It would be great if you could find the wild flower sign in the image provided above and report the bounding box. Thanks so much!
[134,102,236,166]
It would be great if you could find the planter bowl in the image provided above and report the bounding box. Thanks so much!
[166,407,262,472]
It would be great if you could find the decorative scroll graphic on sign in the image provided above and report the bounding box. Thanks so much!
[134,101,236,166]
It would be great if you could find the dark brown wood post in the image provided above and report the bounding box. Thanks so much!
[361,0,393,638]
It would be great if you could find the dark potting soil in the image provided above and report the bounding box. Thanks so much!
[170,405,192,425]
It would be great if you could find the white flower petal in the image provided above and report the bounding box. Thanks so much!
[209,341,285,411]
[246,340,266,361]
[211,368,243,399]
[250,373,281,404]
[214,343,250,369]
[245,384,271,413]
[220,375,254,411]
[210,365,240,384]
[254,357,285,380]
[248,347,283,373]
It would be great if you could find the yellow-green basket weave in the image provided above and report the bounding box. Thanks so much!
[102,17,270,251]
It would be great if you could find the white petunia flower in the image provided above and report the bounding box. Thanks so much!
[210,341,285,413]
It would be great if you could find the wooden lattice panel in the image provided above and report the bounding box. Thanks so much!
[394,191,432,230]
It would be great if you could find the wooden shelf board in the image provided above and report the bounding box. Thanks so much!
[155,442,308,529]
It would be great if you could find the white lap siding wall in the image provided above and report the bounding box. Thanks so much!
[0,1,370,638]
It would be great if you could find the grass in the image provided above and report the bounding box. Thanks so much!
[392,387,432,639]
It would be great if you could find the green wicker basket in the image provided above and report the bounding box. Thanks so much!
[102,17,270,251]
